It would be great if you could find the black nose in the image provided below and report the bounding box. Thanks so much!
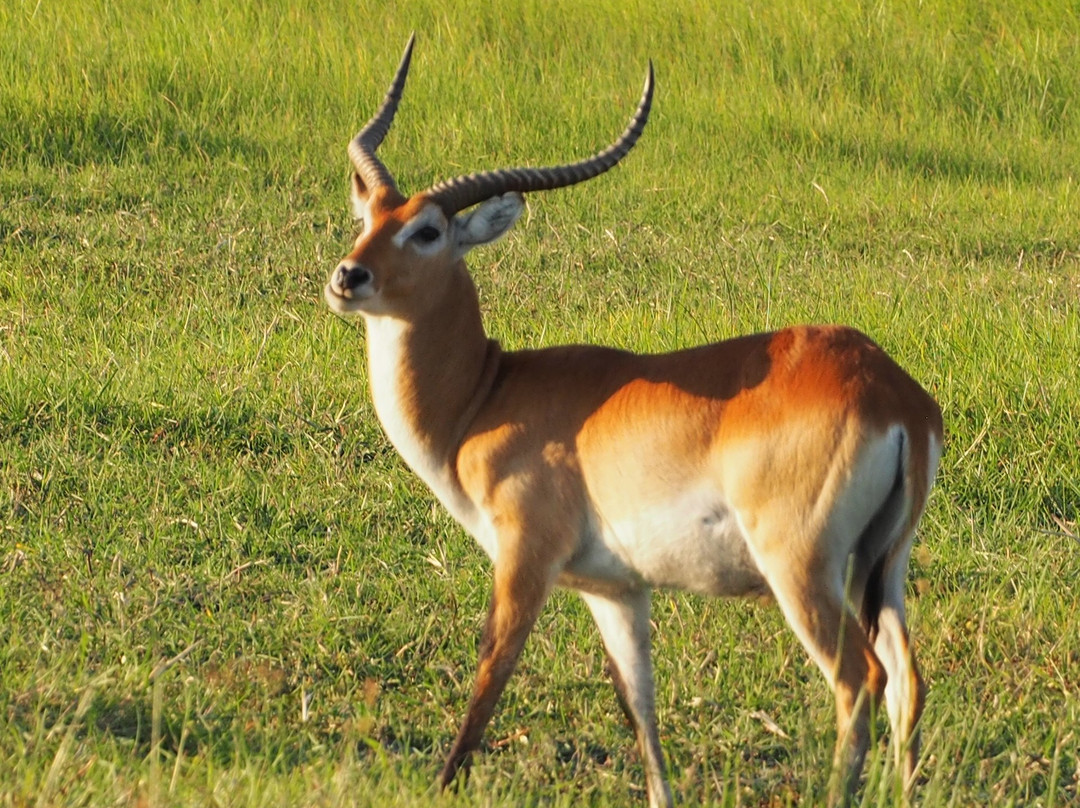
[333,262,373,296]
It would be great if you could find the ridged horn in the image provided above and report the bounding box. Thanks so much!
[348,33,416,192]
[424,61,654,216]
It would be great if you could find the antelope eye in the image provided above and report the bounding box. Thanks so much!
[412,225,442,243]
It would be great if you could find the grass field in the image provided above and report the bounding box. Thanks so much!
[2,0,1079,805]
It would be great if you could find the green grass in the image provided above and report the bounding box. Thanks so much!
[2,0,1078,805]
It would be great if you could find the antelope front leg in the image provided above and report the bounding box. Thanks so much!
[580,589,673,808]
[438,551,557,790]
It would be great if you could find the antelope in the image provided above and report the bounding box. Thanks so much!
[324,35,943,807]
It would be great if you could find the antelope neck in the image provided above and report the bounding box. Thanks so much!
[363,265,499,481]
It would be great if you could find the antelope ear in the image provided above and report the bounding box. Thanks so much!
[451,193,524,258]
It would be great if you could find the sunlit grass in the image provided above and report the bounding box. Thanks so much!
[1,0,1078,805]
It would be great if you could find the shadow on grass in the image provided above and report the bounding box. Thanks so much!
[767,121,1061,186]
[0,395,296,458]
[1,105,267,169]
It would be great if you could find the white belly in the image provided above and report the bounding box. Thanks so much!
[561,489,768,598]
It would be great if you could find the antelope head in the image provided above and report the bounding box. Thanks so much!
[324,34,653,320]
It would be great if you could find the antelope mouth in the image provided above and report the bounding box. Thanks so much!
[324,280,372,315]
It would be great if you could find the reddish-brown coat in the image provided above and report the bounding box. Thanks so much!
[331,165,942,808]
